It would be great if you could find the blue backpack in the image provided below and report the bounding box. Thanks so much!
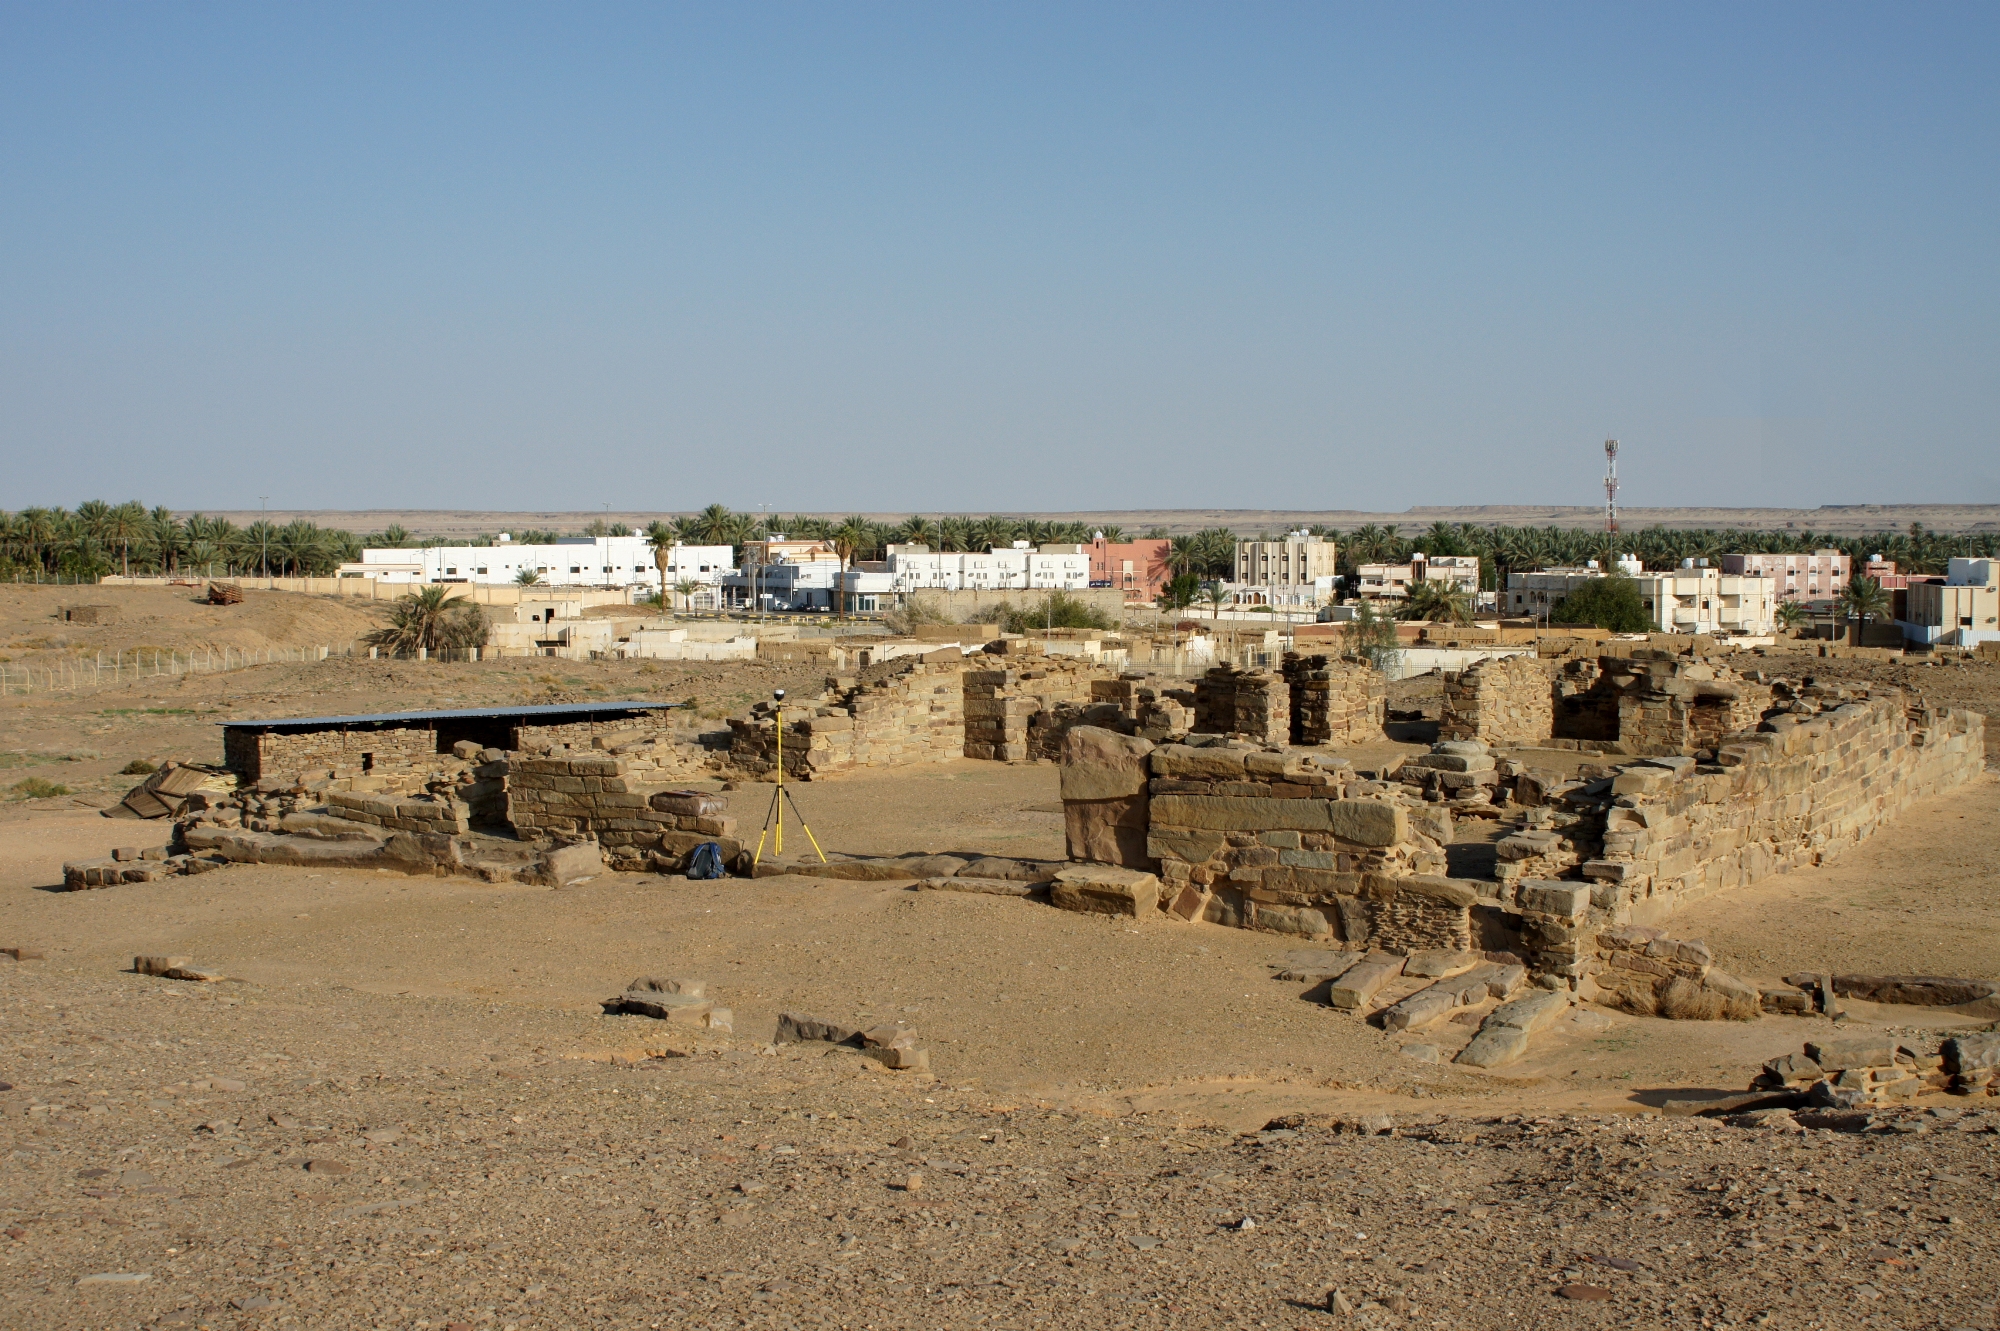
[686,842,727,880]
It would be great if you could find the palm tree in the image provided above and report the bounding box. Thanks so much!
[148,507,184,575]
[1204,585,1229,618]
[1401,579,1473,625]
[378,523,412,548]
[937,517,972,553]
[1840,576,1891,644]
[832,516,875,561]
[72,500,113,543]
[366,586,489,656]
[897,515,939,549]
[100,501,149,578]
[16,507,61,573]
[644,520,678,596]
[683,503,737,545]
[1774,600,1808,634]
[674,578,698,613]
[514,567,544,587]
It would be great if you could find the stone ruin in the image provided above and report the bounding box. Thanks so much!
[1053,672,1986,1062]
[1439,649,1776,757]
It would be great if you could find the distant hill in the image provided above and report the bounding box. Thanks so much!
[191,503,2000,540]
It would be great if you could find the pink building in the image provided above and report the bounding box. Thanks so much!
[1089,535,1171,602]
[1721,550,1851,602]
[1859,557,1908,590]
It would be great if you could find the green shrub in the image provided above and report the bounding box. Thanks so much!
[993,593,1113,634]
[10,777,71,799]
[1157,574,1200,613]
[120,758,158,776]
[1550,574,1650,633]
[1341,599,1403,672]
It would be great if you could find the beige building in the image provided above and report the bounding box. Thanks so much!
[1900,558,2000,648]
[1232,531,1338,606]
[1506,557,1775,635]
[1356,553,1480,601]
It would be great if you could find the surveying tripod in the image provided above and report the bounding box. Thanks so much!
[750,691,828,870]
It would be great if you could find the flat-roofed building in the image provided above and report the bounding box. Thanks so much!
[340,532,731,592]
[1506,557,1775,635]
[1088,534,1172,602]
[1721,549,1851,603]
[1232,531,1338,607]
[1356,553,1480,601]
[1899,557,2000,648]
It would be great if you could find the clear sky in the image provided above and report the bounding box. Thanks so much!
[3,3,1995,514]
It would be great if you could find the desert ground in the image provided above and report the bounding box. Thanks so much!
[1,584,1996,1330]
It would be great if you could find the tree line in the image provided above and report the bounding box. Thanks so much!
[0,503,362,580]
[5,501,1996,587]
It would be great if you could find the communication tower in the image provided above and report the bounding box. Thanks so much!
[1603,438,1620,541]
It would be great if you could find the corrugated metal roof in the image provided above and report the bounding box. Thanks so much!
[220,701,681,732]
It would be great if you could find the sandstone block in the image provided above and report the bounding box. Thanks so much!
[1065,794,1150,869]
[1325,951,1404,1009]
[776,1012,861,1045]
[1517,881,1590,918]
[1454,989,1570,1068]
[1051,865,1160,917]
[1058,727,1155,802]
[1148,745,1251,779]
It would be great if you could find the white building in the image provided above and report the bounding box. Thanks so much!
[1356,553,1481,601]
[340,532,734,594]
[1899,557,2000,648]
[717,541,1093,611]
[1505,557,1775,635]
[883,543,1092,593]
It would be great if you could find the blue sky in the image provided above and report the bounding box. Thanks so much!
[3,3,1995,513]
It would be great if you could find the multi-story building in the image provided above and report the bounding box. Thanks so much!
[1899,558,2000,648]
[1088,534,1172,603]
[874,543,1093,595]
[340,533,734,592]
[1720,550,1851,603]
[1355,553,1481,601]
[1232,531,1339,607]
[1505,557,1775,635]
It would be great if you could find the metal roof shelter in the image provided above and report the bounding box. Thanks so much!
[219,701,679,734]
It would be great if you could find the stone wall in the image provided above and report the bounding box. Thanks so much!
[225,725,439,785]
[1078,736,1456,946]
[963,660,1110,762]
[1193,667,1289,744]
[729,661,969,779]
[513,711,681,752]
[1282,652,1386,746]
[507,753,738,872]
[1438,656,1555,747]
[1435,651,1778,758]
[1508,693,1985,985]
